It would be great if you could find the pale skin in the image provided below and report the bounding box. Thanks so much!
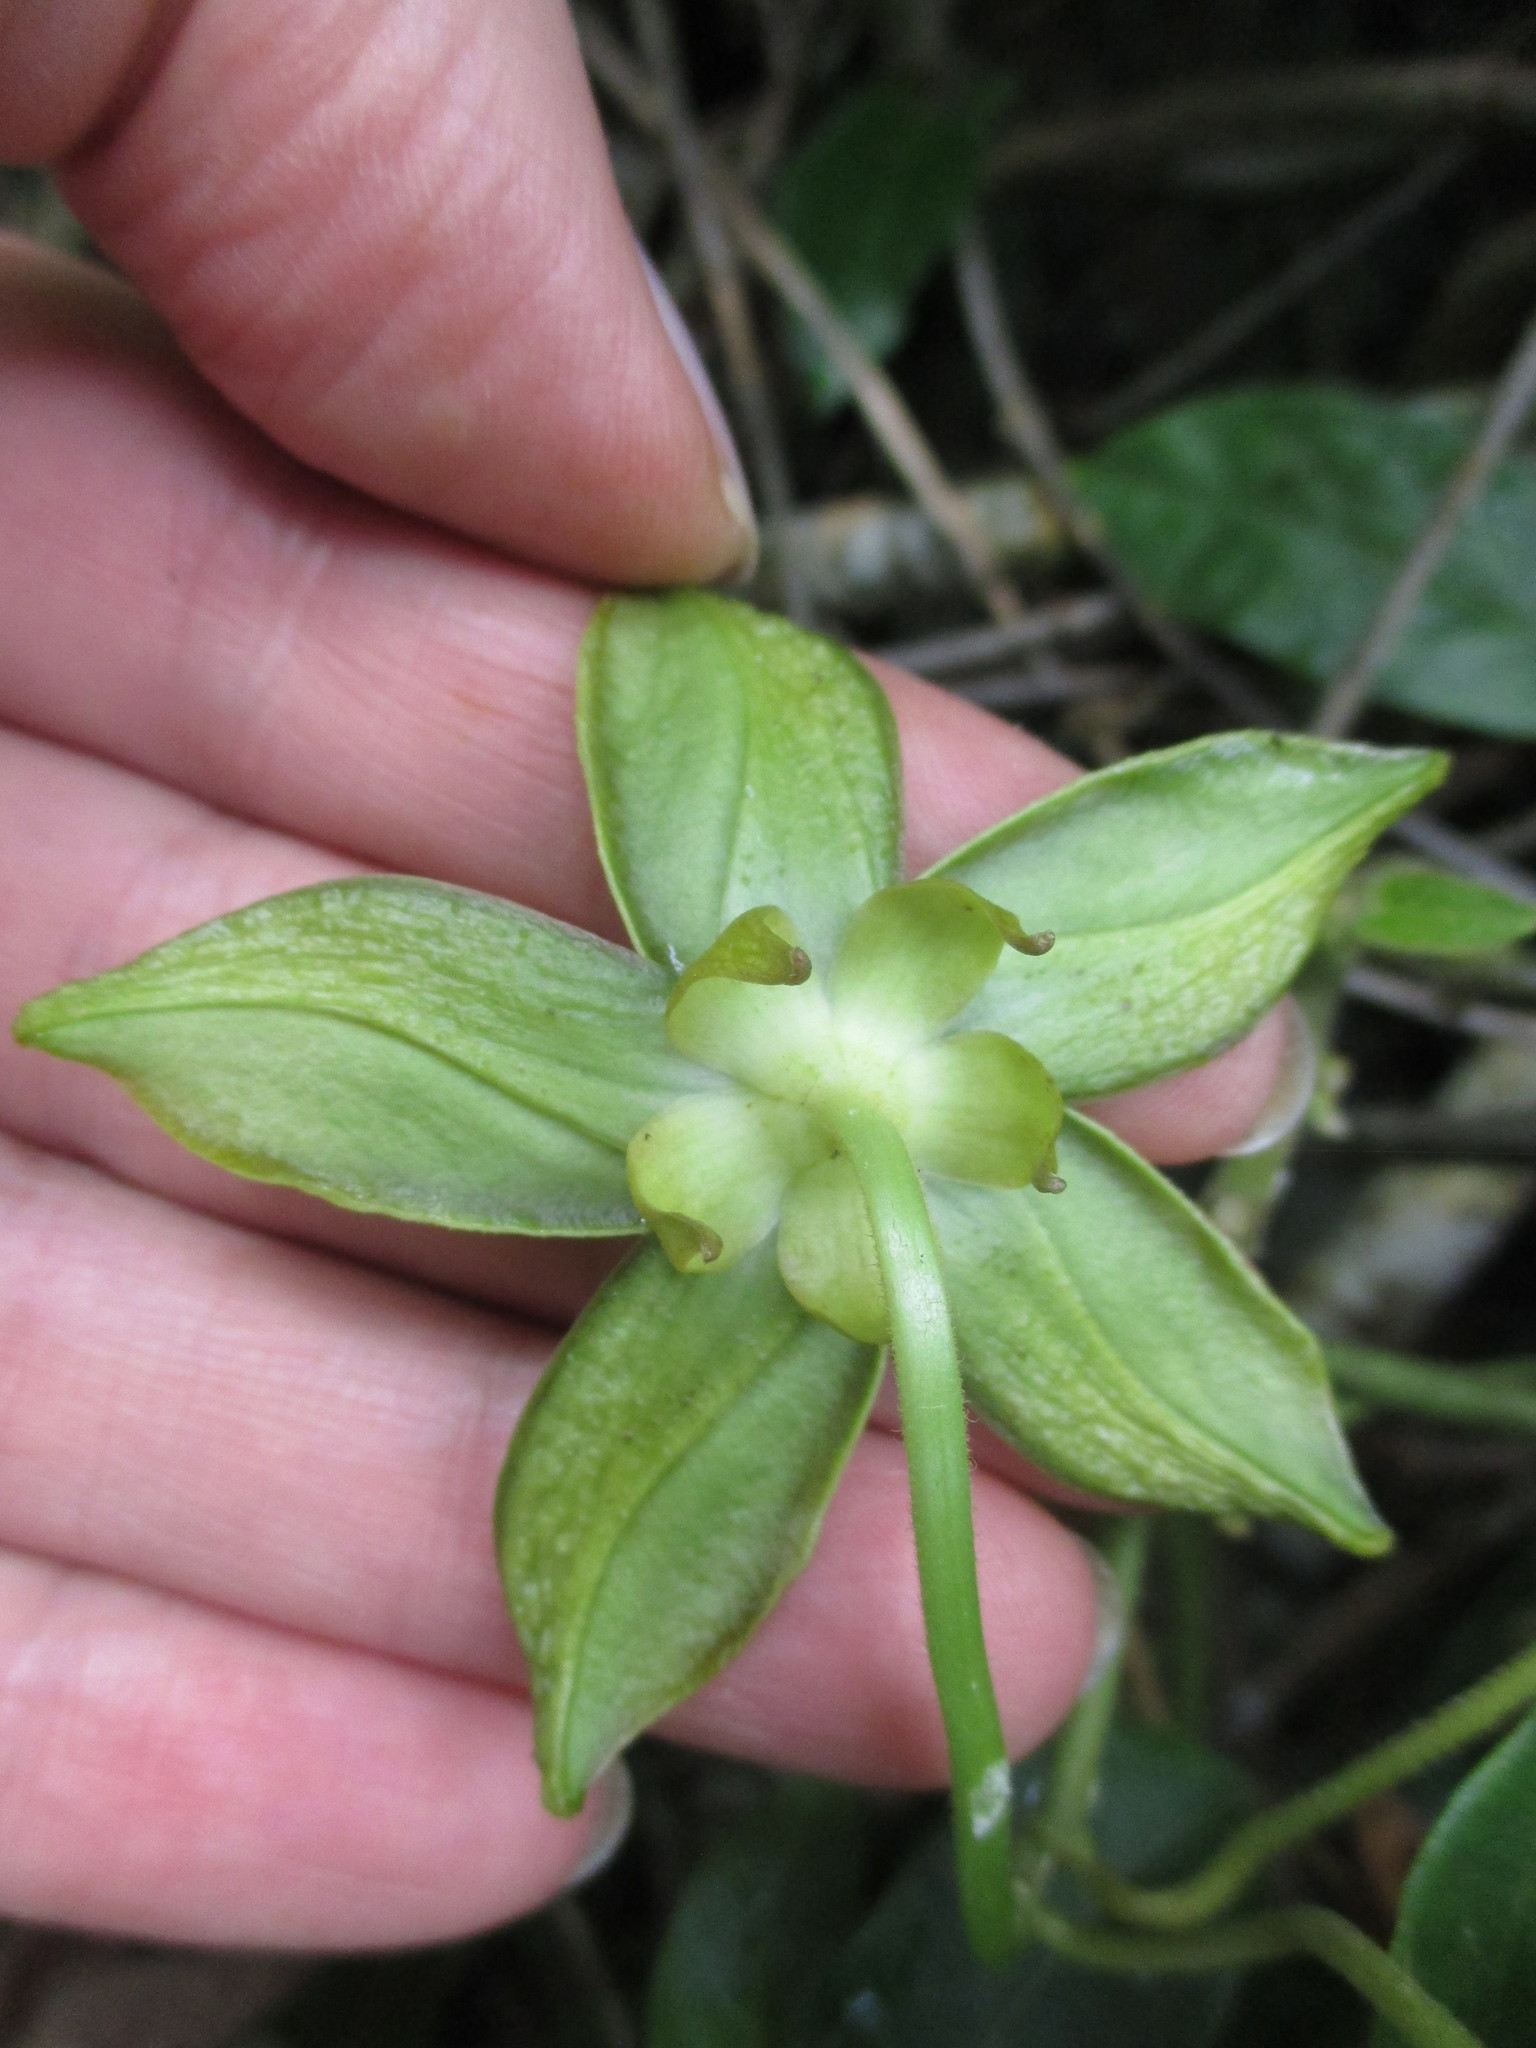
[0,0,1288,1950]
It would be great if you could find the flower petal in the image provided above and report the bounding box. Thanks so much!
[497,1240,883,1814]
[932,1112,1391,1555]
[777,1154,888,1343]
[628,1091,828,1273]
[666,906,812,1014]
[831,879,1049,1052]
[666,964,835,1099]
[899,1031,1062,1187]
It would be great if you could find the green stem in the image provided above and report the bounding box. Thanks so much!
[1162,1515,1214,1743]
[830,1101,1015,1966]
[1021,1901,1482,2048]
[1081,1636,1536,1931]
[1328,1344,1536,1436]
[1037,1518,1148,1858]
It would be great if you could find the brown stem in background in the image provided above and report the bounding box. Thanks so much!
[1076,147,1467,440]
[1313,303,1536,736]
[953,222,1275,723]
[621,0,805,611]
[988,59,1536,187]
[726,197,1026,624]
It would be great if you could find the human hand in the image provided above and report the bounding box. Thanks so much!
[0,0,1292,1949]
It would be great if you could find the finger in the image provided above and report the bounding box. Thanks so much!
[1080,1003,1293,1163]
[0,262,1281,1165]
[0,1132,1101,1785]
[0,0,752,584]
[0,1549,609,1947]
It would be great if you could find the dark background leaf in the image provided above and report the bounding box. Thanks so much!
[1352,866,1536,954]
[1077,387,1536,737]
[646,1781,872,2048]
[772,78,1010,414]
[1373,1709,1536,2048]
[645,1723,1254,2048]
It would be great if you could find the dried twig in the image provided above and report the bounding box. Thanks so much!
[574,4,664,132]
[878,591,1122,676]
[1391,809,1536,907]
[988,59,1536,187]
[953,222,1277,723]
[1345,962,1536,1044]
[1289,1035,1536,1348]
[954,662,1163,717]
[622,0,800,604]
[1323,1105,1536,1164]
[726,196,1026,624]
[738,0,826,185]
[1076,147,1466,440]
[1228,1490,1536,1740]
[583,2,1026,627]
[758,476,1064,619]
[1312,303,1536,737]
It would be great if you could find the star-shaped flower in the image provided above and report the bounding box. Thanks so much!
[14,591,1442,1958]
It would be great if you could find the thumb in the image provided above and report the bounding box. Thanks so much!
[0,0,754,584]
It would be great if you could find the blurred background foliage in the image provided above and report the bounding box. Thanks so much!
[11,0,1536,2041]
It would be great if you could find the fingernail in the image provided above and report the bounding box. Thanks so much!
[634,238,759,580]
[1075,1534,1128,1698]
[566,1761,634,1888]
[1219,998,1317,1159]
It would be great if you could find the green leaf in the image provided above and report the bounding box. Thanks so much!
[934,732,1442,1099]
[646,1779,873,2048]
[495,1241,882,1814]
[771,78,1010,414]
[14,878,703,1233]
[1076,385,1536,738]
[934,1111,1390,1554]
[1374,1709,1536,2048]
[817,1724,1252,2047]
[578,592,901,971]
[1350,863,1536,956]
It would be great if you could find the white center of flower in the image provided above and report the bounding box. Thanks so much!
[626,883,1062,1341]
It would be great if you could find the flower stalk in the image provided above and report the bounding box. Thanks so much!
[1071,1633,1536,1934]
[829,1098,1017,1964]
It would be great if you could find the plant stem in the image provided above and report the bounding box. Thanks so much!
[1020,1900,1483,2048]
[953,220,1277,727]
[1162,1516,1214,1743]
[1328,1343,1536,1435]
[1037,1518,1148,1858]
[829,1101,1016,1965]
[726,198,1027,626]
[1082,1638,1536,1930]
[1312,300,1536,738]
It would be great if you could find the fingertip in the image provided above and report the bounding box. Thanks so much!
[1081,1004,1292,1166]
[22,0,752,585]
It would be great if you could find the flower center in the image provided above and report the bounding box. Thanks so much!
[625,882,1063,1339]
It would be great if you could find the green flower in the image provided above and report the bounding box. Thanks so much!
[627,884,1063,1338]
[13,590,1443,1961]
